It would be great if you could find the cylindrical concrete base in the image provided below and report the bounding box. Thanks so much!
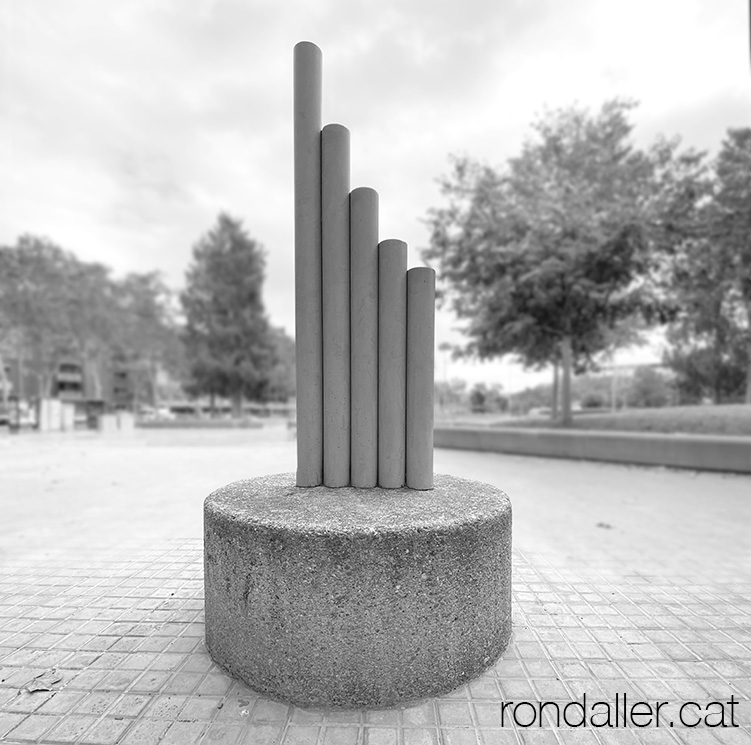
[204,473,512,709]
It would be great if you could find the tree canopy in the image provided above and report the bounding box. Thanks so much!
[180,214,288,414]
[423,99,704,423]
[0,235,182,404]
[663,127,751,403]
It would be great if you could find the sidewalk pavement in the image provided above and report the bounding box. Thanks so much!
[1,426,749,744]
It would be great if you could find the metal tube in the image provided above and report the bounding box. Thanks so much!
[350,187,379,488]
[378,239,407,488]
[322,123,351,487]
[293,41,323,486]
[406,267,435,489]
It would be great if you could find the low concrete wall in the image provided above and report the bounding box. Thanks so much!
[137,418,263,430]
[434,426,751,474]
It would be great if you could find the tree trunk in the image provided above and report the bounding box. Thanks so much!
[210,392,216,418]
[17,348,25,399]
[551,360,559,421]
[93,364,102,402]
[231,391,243,419]
[40,371,51,399]
[710,304,723,404]
[85,353,103,401]
[560,336,573,427]
[746,337,751,404]
[0,350,9,403]
[147,359,158,408]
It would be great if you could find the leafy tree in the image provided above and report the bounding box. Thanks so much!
[661,128,751,404]
[507,382,553,416]
[663,235,746,404]
[0,236,184,407]
[114,272,186,407]
[435,377,469,413]
[181,214,277,416]
[581,391,607,409]
[0,236,84,396]
[708,128,751,402]
[664,324,747,404]
[423,100,700,426]
[62,258,120,400]
[626,366,672,408]
[469,383,489,413]
[264,327,296,402]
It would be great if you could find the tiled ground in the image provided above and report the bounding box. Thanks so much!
[1,427,750,744]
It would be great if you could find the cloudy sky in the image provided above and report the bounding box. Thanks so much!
[1,0,748,390]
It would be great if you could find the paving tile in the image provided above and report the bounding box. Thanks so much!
[119,719,171,745]
[201,721,245,744]
[441,729,481,745]
[321,726,360,745]
[161,719,207,744]
[46,714,100,743]
[401,702,436,727]
[437,701,474,726]
[5,712,62,741]
[195,672,232,696]
[253,699,291,722]
[290,707,324,724]
[180,695,224,720]
[80,715,132,744]
[143,693,188,719]
[282,725,321,744]
[0,712,26,738]
[363,728,398,745]
[2,690,55,714]
[365,709,399,726]
[402,729,440,745]
[478,730,518,744]
[239,723,284,744]
[1,432,750,745]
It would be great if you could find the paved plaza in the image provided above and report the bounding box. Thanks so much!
[1,424,750,744]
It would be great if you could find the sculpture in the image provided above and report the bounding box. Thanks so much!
[294,40,434,491]
[203,42,512,709]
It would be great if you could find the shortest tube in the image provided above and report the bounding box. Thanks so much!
[406,267,435,489]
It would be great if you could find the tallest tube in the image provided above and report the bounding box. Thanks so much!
[294,42,323,486]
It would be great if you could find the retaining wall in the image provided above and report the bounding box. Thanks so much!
[434,426,751,474]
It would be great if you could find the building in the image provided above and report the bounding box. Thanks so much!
[1,354,137,411]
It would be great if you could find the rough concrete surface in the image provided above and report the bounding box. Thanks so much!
[204,472,512,709]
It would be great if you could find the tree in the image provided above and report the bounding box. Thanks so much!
[181,214,277,416]
[62,258,121,400]
[469,383,489,413]
[708,128,751,402]
[435,377,468,413]
[0,236,88,397]
[0,236,185,407]
[264,327,296,402]
[663,234,747,404]
[423,100,698,425]
[507,382,553,416]
[114,272,186,407]
[626,366,672,408]
[660,127,751,404]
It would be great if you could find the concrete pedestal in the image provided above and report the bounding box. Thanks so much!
[204,473,512,709]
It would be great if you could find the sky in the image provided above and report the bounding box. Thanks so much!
[1,0,749,392]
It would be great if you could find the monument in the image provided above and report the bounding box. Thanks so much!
[203,42,512,709]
